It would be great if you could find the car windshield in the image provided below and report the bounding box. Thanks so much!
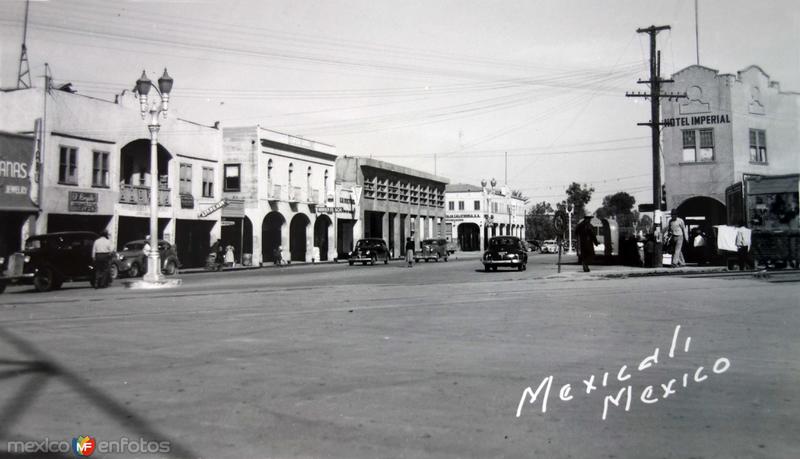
[489,238,518,249]
[544,240,556,245]
[124,242,145,251]
[422,239,439,245]
[355,240,382,248]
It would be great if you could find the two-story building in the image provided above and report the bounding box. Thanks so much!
[0,86,224,268]
[222,126,336,265]
[445,182,527,252]
[661,65,800,228]
[335,156,448,257]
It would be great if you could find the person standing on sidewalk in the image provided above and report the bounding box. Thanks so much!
[91,230,113,288]
[575,215,598,272]
[405,237,415,268]
[735,221,751,270]
[668,210,688,267]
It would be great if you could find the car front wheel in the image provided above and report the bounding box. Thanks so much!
[109,263,119,280]
[128,263,141,278]
[34,268,56,292]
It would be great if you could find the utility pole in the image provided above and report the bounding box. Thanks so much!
[626,25,686,210]
[626,25,685,266]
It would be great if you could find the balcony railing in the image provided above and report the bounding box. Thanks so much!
[289,186,303,202]
[119,184,171,206]
[268,184,282,200]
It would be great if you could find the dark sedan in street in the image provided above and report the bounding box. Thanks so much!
[348,238,391,266]
[482,236,528,271]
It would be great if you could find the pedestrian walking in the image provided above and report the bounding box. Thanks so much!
[273,245,284,266]
[667,210,688,267]
[92,229,113,288]
[405,237,415,267]
[225,245,235,267]
[575,215,598,272]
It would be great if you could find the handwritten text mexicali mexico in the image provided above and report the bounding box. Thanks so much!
[515,325,731,421]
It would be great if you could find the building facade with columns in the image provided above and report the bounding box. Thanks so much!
[661,65,799,227]
[445,182,527,252]
[222,126,336,265]
[335,156,448,258]
[0,86,224,268]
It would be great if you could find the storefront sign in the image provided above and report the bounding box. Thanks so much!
[663,114,730,127]
[180,193,195,209]
[68,191,98,213]
[446,213,482,219]
[220,220,236,226]
[199,199,228,217]
[316,206,345,213]
[0,132,36,211]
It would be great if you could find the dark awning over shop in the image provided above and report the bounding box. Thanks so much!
[0,132,38,213]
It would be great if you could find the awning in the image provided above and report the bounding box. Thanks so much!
[0,202,39,213]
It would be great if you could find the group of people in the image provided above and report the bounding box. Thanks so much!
[209,240,236,271]
[664,210,751,270]
[574,210,753,272]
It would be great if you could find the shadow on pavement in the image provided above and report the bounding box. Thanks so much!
[0,327,196,459]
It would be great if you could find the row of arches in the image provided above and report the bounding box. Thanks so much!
[456,222,525,252]
[262,211,332,262]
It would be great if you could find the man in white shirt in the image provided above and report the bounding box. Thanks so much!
[92,230,113,288]
[735,221,751,271]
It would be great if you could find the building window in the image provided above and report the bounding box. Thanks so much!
[92,151,109,187]
[59,146,78,184]
[682,129,714,162]
[202,167,214,198]
[448,201,454,211]
[749,129,767,163]
[179,163,193,194]
[474,200,480,210]
[224,164,241,191]
[458,201,465,210]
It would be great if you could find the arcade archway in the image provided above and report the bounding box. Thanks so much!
[262,211,286,263]
[314,214,332,261]
[457,222,481,251]
[290,213,310,262]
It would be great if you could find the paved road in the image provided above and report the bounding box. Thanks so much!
[0,255,797,458]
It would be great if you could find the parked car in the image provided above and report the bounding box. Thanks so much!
[526,240,541,252]
[445,238,458,255]
[415,238,449,262]
[482,236,528,271]
[117,239,180,277]
[5,231,117,292]
[541,239,559,253]
[348,238,390,266]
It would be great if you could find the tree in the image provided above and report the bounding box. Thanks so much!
[565,182,594,219]
[601,191,636,216]
[596,191,639,232]
[526,201,556,240]
[596,191,638,230]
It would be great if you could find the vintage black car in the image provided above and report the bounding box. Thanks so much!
[482,236,528,271]
[6,231,118,292]
[117,239,180,277]
[415,238,449,262]
[348,238,390,265]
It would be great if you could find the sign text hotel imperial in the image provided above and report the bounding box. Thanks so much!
[663,113,731,127]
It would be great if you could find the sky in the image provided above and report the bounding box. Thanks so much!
[1,0,798,211]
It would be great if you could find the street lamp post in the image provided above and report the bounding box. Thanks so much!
[565,202,576,255]
[135,69,173,284]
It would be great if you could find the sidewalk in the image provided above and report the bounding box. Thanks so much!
[540,253,789,280]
